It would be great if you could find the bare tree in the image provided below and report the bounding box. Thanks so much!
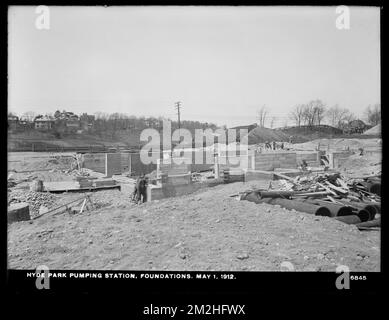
[21,111,37,122]
[326,105,352,128]
[270,116,276,129]
[289,104,305,127]
[256,105,268,127]
[364,104,381,126]
[312,100,326,125]
[344,112,356,124]
[302,103,316,127]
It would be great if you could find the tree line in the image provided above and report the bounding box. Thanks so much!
[91,113,219,139]
[257,101,381,129]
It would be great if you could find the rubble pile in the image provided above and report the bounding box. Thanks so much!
[8,190,60,218]
[239,171,381,230]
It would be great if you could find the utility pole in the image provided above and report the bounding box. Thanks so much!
[175,101,181,131]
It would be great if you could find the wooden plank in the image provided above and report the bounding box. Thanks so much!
[273,172,298,184]
[79,199,87,213]
[317,183,337,196]
[324,181,348,195]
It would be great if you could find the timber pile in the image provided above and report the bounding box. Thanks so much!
[238,172,381,230]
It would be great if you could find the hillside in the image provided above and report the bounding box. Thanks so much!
[8,131,130,152]
[245,127,290,144]
[363,124,381,135]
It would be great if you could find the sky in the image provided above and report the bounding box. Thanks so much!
[8,6,380,128]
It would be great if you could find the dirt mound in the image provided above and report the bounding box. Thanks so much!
[338,153,381,177]
[246,127,289,144]
[363,124,381,135]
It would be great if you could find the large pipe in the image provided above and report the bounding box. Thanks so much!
[359,181,381,196]
[354,209,371,222]
[257,191,295,198]
[334,215,361,224]
[257,190,330,199]
[267,198,332,216]
[356,218,381,228]
[362,201,381,213]
[336,200,377,220]
[302,199,353,217]
[242,192,263,203]
[243,192,331,216]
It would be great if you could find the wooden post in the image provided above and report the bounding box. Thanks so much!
[79,198,87,213]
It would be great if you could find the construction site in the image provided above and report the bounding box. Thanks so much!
[7,6,381,274]
[7,128,381,272]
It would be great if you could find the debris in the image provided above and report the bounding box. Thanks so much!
[240,169,380,228]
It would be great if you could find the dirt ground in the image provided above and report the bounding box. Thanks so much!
[7,139,381,272]
[292,138,381,152]
[8,180,380,271]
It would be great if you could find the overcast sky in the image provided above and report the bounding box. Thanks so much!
[8,6,380,128]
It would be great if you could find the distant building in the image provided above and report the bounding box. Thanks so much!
[343,119,368,134]
[8,115,19,130]
[66,119,80,128]
[34,116,55,130]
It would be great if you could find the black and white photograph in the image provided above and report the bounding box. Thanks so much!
[6,5,381,292]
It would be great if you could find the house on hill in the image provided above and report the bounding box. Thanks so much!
[34,115,55,130]
[343,119,369,134]
[8,114,19,130]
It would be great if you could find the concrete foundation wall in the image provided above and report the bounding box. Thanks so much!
[254,151,297,171]
[218,155,251,171]
[82,152,157,177]
[190,163,214,172]
[129,153,157,176]
[147,179,223,201]
[244,169,274,181]
[296,151,321,166]
[105,153,122,177]
[157,159,191,177]
[166,173,192,185]
[81,153,106,174]
[8,202,31,223]
[120,153,131,172]
[328,151,353,169]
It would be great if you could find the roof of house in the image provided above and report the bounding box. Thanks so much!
[35,116,54,122]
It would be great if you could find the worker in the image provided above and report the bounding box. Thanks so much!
[136,175,148,203]
[272,141,276,150]
[131,176,141,202]
[131,174,147,204]
[280,142,284,150]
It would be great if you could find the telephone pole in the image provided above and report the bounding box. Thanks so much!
[175,101,182,130]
